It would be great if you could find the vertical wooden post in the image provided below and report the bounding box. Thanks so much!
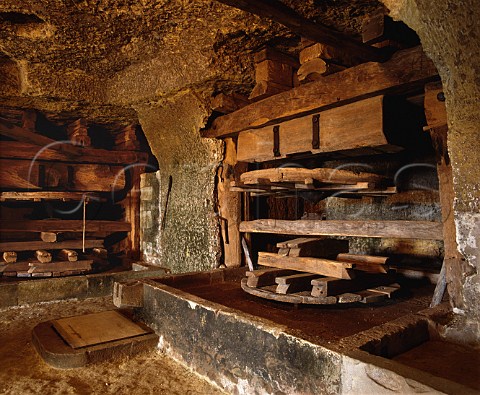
[217,138,245,267]
[125,166,142,260]
[425,82,463,306]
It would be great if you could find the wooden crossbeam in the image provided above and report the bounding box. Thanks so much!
[258,252,354,279]
[0,117,80,155]
[240,219,443,240]
[215,0,385,63]
[0,220,130,233]
[0,239,103,252]
[0,141,148,165]
[202,46,438,139]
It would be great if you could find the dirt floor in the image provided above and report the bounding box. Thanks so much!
[0,297,225,395]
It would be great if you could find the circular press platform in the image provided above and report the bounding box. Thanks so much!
[241,277,401,305]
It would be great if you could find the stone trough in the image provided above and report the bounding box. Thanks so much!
[115,267,478,394]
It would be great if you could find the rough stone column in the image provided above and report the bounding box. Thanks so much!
[382,0,480,344]
[135,92,223,274]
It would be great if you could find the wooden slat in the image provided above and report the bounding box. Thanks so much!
[203,46,437,139]
[258,252,354,279]
[0,141,148,165]
[215,0,385,63]
[240,219,443,240]
[275,273,319,294]
[0,220,130,233]
[0,239,103,252]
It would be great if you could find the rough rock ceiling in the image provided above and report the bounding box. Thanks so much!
[0,0,382,125]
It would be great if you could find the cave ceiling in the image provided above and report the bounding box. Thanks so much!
[0,0,382,126]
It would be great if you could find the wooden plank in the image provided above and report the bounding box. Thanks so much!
[0,141,148,165]
[0,239,103,252]
[235,95,407,162]
[203,46,437,139]
[52,310,149,349]
[240,219,443,240]
[277,237,349,259]
[0,159,125,192]
[336,253,389,265]
[0,220,130,233]
[311,272,395,296]
[241,167,386,185]
[258,252,354,279]
[245,267,297,287]
[367,283,401,297]
[215,0,385,63]
[0,191,105,202]
[28,259,93,273]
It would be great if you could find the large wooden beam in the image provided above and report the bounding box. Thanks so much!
[240,219,443,240]
[203,46,438,139]
[258,252,354,279]
[0,220,130,233]
[0,159,126,192]
[0,141,148,165]
[215,0,385,63]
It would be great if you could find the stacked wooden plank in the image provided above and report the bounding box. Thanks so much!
[0,230,107,278]
[249,47,299,102]
[230,167,395,197]
[243,237,400,304]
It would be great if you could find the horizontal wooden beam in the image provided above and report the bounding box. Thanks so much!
[240,219,443,240]
[0,220,130,233]
[215,0,385,63]
[0,159,126,192]
[203,46,438,139]
[0,192,105,202]
[0,239,103,252]
[0,118,80,156]
[0,141,148,165]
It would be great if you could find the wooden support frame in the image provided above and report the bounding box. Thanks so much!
[202,46,438,139]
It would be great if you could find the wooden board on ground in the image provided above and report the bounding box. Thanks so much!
[28,260,93,273]
[240,219,443,240]
[52,310,149,349]
[258,252,354,279]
